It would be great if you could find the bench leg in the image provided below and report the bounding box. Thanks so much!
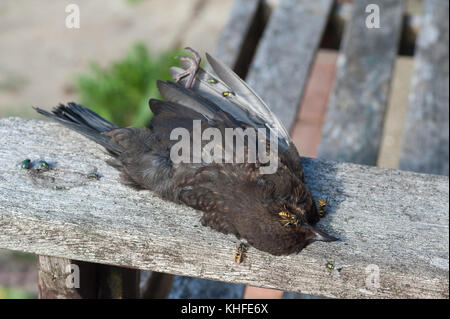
[37,256,140,298]
[140,271,174,299]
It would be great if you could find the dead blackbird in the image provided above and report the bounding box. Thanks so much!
[34,48,337,256]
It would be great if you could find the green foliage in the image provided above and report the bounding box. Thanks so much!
[0,286,34,299]
[125,0,145,4]
[10,251,36,262]
[75,43,184,127]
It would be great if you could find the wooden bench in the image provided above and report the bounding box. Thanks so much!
[0,0,448,298]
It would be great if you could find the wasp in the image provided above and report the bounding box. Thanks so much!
[234,243,248,264]
[278,210,300,227]
[317,198,328,217]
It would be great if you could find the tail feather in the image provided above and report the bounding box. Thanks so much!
[33,103,123,155]
[52,102,119,132]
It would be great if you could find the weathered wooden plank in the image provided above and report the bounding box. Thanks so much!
[0,117,448,298]
[399,0,449,175]
[245,0,333,132]
[213,0,267,78]
[323,1,421,55]
[37,256,98,298]
[318,0,404,165]
[37,255,139,298]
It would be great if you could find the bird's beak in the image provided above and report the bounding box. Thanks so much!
[304,224,339,243]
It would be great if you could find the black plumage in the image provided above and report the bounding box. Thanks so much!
[34,49,337,256]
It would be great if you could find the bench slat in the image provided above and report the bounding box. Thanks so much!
[0,118,447,298]
[213,0,265,77]
[245,0,333,132]
[399,0,449,175]
[318,0,404,165]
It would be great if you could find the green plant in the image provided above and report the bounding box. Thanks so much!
[0,286,34,299]
[75,43,184,127]
[125,0,145,4]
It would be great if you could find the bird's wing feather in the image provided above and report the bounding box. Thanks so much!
[205,53,291,148]
[157,80,218,122]
[169,54,291,151]
[169,66,264,129]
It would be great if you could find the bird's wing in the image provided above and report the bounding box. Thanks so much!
[168,53,291,151]
[156,50,307,182]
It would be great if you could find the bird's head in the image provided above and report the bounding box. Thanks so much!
[231,193,337,256]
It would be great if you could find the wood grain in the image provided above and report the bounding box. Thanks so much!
[245,0,333,132]
[213,0,267,78]
[318,0,404,165]
[0,117,448,298]
[37,256,97,298]
[399,0,449,175]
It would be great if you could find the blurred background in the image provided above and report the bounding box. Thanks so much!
[0,0,426,298]
[0,0,234,123]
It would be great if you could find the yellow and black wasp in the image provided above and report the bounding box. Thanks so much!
[234,243,248,264]
[317,198,328,217]
[278,210,300,227]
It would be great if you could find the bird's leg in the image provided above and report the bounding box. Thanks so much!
[174,47,201,89]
